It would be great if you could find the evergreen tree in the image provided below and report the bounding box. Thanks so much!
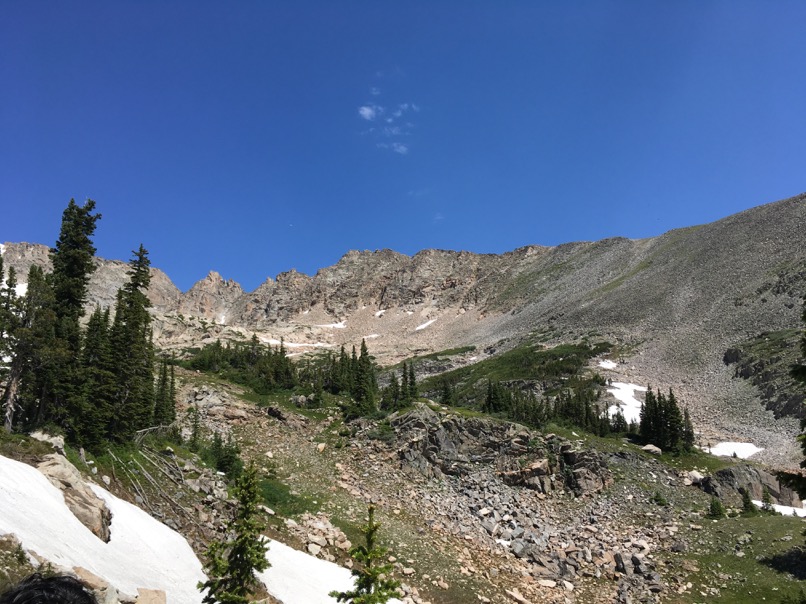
[329,505,400,604]
[46,199,101,434]
[407,362,417,401]
[439,378,455,407]
[400,363,410,403]
[639,387,657,444]
[381,371,401,411]
[77,306,115,448]
[199,464,269,604]
[761,487,774,513]
[664,389,683,451]
[353,339,377,414]
[3,265,64,432]
[707,496,726,518]
[610,408,628,433]
[741,489,757,515]
[108,246,155,440]
[153,357,174,426]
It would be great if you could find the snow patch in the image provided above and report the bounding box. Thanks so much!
[751,501,806,517]
[0,243,5,255]
[375,310,386,317]
[606,382,647,424]
[364,334,380,339]
[258,539,401,604]
[317,321,346,329]
[415,319,436,331]
[598,360,617,370]
[0,454,206,604]
[705,442,764,459]
[15,283,27,297]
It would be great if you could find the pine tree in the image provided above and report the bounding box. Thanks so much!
[47,199,101,434]
[108,246,155,440]
[199,464,269,604]
[707,496,726,518]
[664,389,684,451]
[77,306,115,448]
[329,505,400,604]
[761,487,774,513]
[741,489,757,515]
[3,265,63,432]
[407,362,417,401]
[439,378,455,407]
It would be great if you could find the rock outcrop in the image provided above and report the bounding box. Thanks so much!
[699,463,802,507]
[37,454,112,542]
[390,404,612,496]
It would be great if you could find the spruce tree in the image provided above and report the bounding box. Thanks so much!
[664,389,684,451]
[329,505,400,604]
[47,199,101,434]
[199,464,269,604]
[78,306,115,448]
[3,265,63,431]
[407,362,417,401]
[108,246,155,440]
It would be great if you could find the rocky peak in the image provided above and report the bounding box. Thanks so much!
[178,271,244,323]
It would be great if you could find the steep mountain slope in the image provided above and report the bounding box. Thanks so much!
[3,193,805,461]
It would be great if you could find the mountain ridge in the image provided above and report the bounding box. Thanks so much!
[3,193,805,463]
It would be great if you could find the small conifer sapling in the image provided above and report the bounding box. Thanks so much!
[329,505,400,604]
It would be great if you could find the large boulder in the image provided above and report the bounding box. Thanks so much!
[37,454,112,542]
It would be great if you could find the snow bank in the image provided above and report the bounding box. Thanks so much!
[317,321,347,329]
[751,501,806,517]
[415,319,436,331]
[258,540,401,604]
[598,360,617,370]
[606,382,647,424]
[375,310,386,317]
[0,455,206,604]
[705,442,764,459]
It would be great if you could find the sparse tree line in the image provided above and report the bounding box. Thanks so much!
[187,337,420,421]
[0,200,175,450]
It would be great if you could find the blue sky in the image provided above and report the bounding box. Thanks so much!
[2,2,805,292]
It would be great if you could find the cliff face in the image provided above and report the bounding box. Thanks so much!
[3,193,805,447]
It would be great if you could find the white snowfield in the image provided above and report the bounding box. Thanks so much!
[415,319,436,331]
[606,382,647,424]
[0,454,400,604]
[752,501,806,517]
[317,321,347,329]
[260,540,401,604]
[0,454,206,604]
[598,360,618,370]
[703,442,764,459]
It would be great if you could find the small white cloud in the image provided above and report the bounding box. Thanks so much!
[376,142,409,154]
[433,212,444,222]
[358,106,377,121]
[411,103,420,112]
[370,87,381,96]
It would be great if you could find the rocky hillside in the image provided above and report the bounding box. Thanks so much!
[3,193,805,461]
